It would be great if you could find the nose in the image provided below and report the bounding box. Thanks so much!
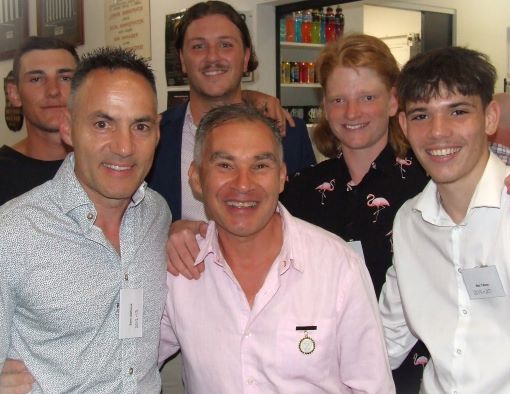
[45,77,61,98]
[430,114,450,139]
[345,100,360,120]
[232,168,254,192]
[111,128,134,157]
[205,45,220,62]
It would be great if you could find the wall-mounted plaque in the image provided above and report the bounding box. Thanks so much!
[37,0,84,46]
[0,0,28,60]
[105,0,151,59]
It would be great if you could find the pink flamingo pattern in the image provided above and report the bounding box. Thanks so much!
[346,179,355,191]
[395,157,413,179]
[315,179,335,205]
[413,353,429,371]
[366,193,390,223]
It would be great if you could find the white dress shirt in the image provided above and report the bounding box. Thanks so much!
[160,204,394,393]
[380,153,510,394]
[180,104,206,221]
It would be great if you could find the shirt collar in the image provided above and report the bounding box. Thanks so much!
[412,152,509,225]
[194,203,301,273]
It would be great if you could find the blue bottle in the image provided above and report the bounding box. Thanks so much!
[294,10,302,42]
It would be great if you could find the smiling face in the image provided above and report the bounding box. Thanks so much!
[399,86,498,192]
[61,68,160,210]
[323,66,398,157]
[189,119,286,241]
[8,49,77,134]
[179,14,250,103]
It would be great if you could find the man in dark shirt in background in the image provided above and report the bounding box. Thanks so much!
[0,36,78,205]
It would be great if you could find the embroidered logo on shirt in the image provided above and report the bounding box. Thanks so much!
[315,179,335,205]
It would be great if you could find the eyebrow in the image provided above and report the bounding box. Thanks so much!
[406,100,476,116]
[23,68,75,76]
[209,151,278,162]
[90,112,155,124]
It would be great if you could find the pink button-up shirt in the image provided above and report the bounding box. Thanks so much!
[159,204,394,393]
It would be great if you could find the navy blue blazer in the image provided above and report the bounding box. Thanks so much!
[147,102,316,221]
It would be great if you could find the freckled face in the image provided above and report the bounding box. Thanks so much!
[323,66,397,156]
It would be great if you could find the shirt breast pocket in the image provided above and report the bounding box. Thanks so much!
[275,318,336,381]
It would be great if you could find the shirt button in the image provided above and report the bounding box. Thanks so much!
[456,348,462,355]
[124,273,129,281]
[86,212,94,220]
[462,309,468,315]
[128,367,133,375]
[247,378,254,385]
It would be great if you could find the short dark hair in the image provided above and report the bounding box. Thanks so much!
[69,47,156,108]
[13,36,79,83]
[398,46,497,109]
[194,103,282,164]
[175,1,258,72]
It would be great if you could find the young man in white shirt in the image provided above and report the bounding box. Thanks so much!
[379,46,510,393]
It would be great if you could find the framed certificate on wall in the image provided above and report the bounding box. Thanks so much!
[0,0,28,60]
[37,0,84,46]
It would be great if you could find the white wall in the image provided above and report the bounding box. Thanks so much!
[1,0,509,147]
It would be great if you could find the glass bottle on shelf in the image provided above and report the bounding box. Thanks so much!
[319,8,326,44]
[285,12,295,42]
[325,7,335,43]
[279,16,286,42]
[302,10,312,43]
[294,10,303,43]
[311,9,320,44]
[334,7,345,39]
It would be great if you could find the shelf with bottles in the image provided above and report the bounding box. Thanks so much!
[280,41,325,49]
[279,6,345,46]
[281,83,321,88]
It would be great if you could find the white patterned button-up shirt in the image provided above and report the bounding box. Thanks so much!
[0,154,171,393]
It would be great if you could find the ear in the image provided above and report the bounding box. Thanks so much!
[155,114,161,145]
[398,111,408,139]
[279,161,287,193]
[6,83,22,108]
[322,97,328,121]
[179,50,187,75]
[188,161,203,199]
[388,87,398,117]
[484,99,500,137]
[243,47,251,73]
[59,109,74,147]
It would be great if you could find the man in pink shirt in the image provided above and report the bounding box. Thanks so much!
[158,103,394,393]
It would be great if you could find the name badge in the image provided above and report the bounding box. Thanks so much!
[348,240,366,265]
[461,265,506,299]
[119,288,143,338]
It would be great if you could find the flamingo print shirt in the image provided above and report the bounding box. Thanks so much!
[280,144,428,297]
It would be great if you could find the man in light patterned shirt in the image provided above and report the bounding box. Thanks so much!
[0,48,170,393]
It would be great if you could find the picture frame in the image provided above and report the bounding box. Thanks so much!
[0,0,29,60]
[37,0,84,46]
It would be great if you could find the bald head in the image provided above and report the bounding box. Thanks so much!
[490,93,510,146]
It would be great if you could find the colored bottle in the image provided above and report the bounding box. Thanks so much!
[325,7,336,43]
[311,9,320,44]
[285,13,295,42]
[294,11,302,42]
[319,8,326,44]
[301,10,312,43]
[334,7,345,39]
[279,16,286,42]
